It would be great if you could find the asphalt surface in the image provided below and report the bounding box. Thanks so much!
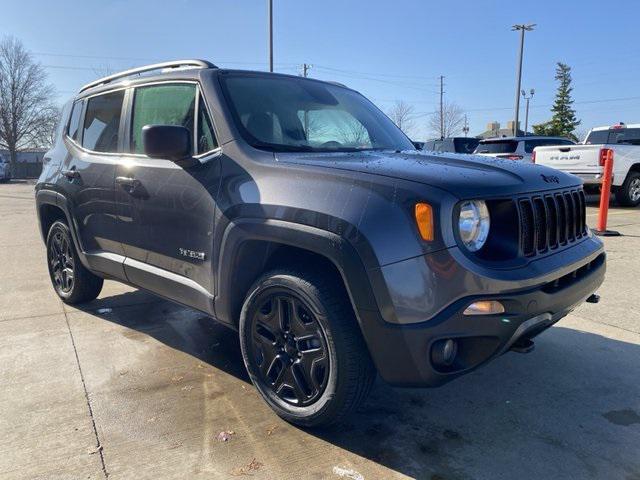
[1,180,639,480]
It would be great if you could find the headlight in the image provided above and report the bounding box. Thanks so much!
[458,200,490,251]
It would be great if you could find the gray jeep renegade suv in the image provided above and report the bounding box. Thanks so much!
[36,60,605,427]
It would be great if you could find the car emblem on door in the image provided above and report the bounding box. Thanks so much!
[179,248,206,261]
[541,174,560,184]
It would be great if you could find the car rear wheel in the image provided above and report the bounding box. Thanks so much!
[615,171,640,207]
[239,267,376,427]
[46,220,103,304]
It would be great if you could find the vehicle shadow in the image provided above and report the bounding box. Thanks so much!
[77,290,640,479]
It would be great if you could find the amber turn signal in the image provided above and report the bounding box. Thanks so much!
[414,203,434,241]
[463,300,505,316]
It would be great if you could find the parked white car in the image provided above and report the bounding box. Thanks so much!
[0,154,11,183]
[533,123,640,207]
[474,136,575,163]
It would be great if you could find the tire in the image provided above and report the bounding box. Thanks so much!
[615,171,640,207]
[46,220,103,304]
[239,267,376,427]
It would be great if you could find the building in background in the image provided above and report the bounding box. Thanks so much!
[0,149,46,179]
[476,121,528,139]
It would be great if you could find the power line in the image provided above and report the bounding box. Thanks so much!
[34,51,298,67]
[311,64,440,83]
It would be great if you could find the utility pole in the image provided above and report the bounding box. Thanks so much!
[439,75,445,139]
[301,63,312,77]
[521,88,535,136]
[268,0,273,72]
[462,115,469,137]
[511,24,535,136]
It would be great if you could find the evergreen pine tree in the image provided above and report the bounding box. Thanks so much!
[532,62,580,139]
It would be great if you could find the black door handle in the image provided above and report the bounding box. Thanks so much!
[116,176,141,193]
[61,168,79,180]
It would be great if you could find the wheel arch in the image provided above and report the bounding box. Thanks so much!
[628,163,640,175]
[36,190,91,269]
[214,218,391,331]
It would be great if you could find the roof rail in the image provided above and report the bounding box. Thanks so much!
[78,59,216,93]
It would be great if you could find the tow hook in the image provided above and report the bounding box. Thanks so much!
[510,338,535,354]
[586,293,600,304]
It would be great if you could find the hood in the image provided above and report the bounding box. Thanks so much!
[276,150,581,198]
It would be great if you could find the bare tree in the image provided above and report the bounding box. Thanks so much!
[428,101,465,138]
[92,62,116,78]
[337,120,369,147]
[0,36,57,175]
[387,100,416,136]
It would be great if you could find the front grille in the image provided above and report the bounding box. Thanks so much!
[518,189,587,256]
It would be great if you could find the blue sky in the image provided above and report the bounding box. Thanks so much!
[2,0,639,140]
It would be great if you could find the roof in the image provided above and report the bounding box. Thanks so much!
[76,59,354,99]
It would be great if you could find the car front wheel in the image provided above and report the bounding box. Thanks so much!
[239,267,376,427]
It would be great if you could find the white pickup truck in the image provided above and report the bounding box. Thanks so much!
[533,123,640,207]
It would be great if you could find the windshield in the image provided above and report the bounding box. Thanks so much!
[474,140,518,154]
[220,73,415,153]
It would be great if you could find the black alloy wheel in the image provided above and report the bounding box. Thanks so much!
[48,227,75,294]
[249,292,330,407]
[239,268,376,427]
[46,220,103,304]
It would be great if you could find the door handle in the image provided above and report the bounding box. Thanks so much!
[116,176,141,193]
[61,168,79,180]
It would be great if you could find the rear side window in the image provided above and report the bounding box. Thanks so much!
[524,138,573,153]
[131,84,196,154]
[475,140,518,154]
[67,100,83,142]
[82,91,125,152]
[607,127,640,145]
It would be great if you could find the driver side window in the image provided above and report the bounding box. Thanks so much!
[131,84,196,155]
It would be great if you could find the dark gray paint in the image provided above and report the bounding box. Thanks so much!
[35,67,605,387]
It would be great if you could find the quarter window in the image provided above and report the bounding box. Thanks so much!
[67,100,83,142]
[197,97,218,154]
[131,84,196,155]
[82,91,125,152]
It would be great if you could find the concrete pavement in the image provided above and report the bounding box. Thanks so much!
[1,181,639,479]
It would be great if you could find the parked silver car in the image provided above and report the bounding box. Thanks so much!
[474,136,574,163]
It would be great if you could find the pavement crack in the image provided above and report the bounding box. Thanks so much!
[63,310,109,478]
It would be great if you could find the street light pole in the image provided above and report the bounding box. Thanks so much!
[521,88,535,135]
[511,24,535,136]
[268,0,273,72]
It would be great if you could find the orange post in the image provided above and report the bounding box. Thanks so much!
[595,148,620,236]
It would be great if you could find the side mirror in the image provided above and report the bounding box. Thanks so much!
[142,125,191,162]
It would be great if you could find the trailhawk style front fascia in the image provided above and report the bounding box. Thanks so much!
[35,60,605,426]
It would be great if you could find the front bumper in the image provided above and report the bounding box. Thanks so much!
[359,241,606,387]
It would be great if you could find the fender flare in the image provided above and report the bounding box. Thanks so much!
[35,189,92,271]
[214,218,394,327]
